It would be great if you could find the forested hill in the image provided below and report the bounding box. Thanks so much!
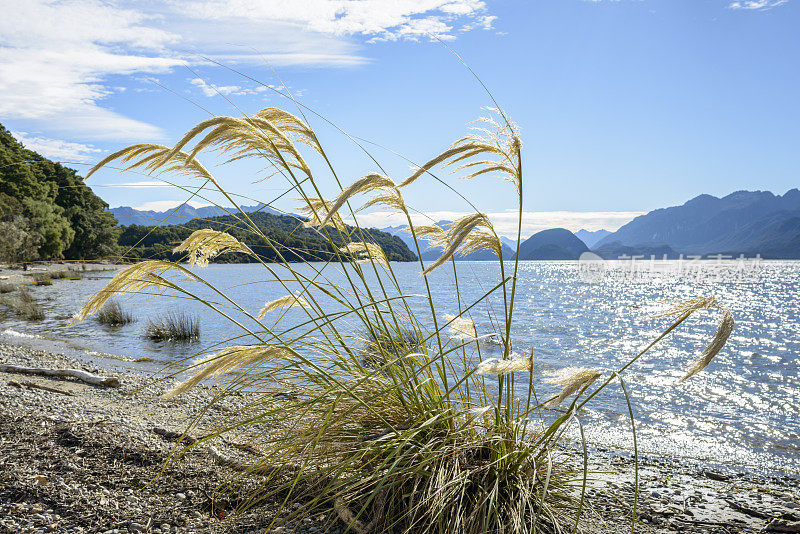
[0,125,119,262]
[119,211,417,263]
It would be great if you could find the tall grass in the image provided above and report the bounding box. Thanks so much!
[71,98,734,532]
[144,313,200,342]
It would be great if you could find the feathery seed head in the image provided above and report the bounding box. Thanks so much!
[316,174,396,229]
[422,213,498,275]
[476,354,531,375]
[680,306,734,382]
[339,242,388,266]
[70,261,196,324]
[258,293,313,320]
[173,229,254,267]
[299,197,347,231]
[164,345,294,398]
[544,367,601,408]
[442,313,478,340]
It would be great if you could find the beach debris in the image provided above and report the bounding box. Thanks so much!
[0,364,120,387]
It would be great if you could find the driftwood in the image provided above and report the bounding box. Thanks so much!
[8,379,74,396]
[0,364,120,387]
[152,427,278,476]
[333,490,386,534]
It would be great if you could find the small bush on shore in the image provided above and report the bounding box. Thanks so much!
[97,300,133,326]
[1,287,44,320]
[144,313,199,342]
[32,273,52,286]
[72,95,734,532]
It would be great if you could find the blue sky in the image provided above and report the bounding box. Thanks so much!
[1,0,797,237]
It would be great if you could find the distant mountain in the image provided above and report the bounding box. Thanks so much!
[575,229,611,248]
[517,228,589,260]
[591,242,680,260]
[120,211,416,263]
[596,189,800,257]
[381,221,515,261]
[109,204,278,226]
[500,236,519,252]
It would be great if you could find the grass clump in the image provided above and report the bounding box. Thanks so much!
[0,282,14,294]
[71,94,735,533]
[1,287,44,320]
[144,313,199,342]
[32,273,52,285]
[97,300,134,326]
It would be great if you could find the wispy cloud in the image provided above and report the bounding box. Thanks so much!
[728,0,788,9]
[352,210,643,238]
[11,131,102,162]
[0,1,496,146]
[101,181,173,189]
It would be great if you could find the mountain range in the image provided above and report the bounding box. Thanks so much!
[596,189,800,258]
[108,204,278,226]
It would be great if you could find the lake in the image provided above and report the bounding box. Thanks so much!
[2,259,798,476]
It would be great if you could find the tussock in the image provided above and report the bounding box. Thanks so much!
[144,313,199,342]
[97,300,134,326]
[73,100,734,534]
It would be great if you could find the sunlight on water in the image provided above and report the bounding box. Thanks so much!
[2,260,798,475]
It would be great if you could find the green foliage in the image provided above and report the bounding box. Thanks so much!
[0,124,120,261]
[118,211,416,263]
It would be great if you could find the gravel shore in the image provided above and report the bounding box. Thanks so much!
[1,340,798,533]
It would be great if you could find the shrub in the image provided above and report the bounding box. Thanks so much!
[71,104,734,534]
[32,272,52,285]
[1,287,44,320]
[97,300,134,326]
[144,313,199,342]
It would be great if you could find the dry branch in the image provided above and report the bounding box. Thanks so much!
[0,364,120,387]
[8,380,74,396]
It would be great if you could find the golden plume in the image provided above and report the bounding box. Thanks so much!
[442,313,477,339]
[299,197,347,231]
[71,261,198,324]
[544,367,602,408]
[316,174,396,229]
[258,293,313,319]
[422,214,501,275]
[680,306,734,382]
[173,229,254,267]
[400,110,521,192]
[164,345,294,398]
[340,242,388,266]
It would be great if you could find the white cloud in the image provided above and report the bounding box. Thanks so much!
[0,0,495,149]
[133,200,212,211]
[352,210,644,238]
[11,131,102,162]
[728,0,787,9]
[101,181,173,189]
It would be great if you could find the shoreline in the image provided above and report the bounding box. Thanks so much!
[1,339,799,533]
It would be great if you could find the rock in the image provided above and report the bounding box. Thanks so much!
[765,520,800,533]
[175,492,186,502]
